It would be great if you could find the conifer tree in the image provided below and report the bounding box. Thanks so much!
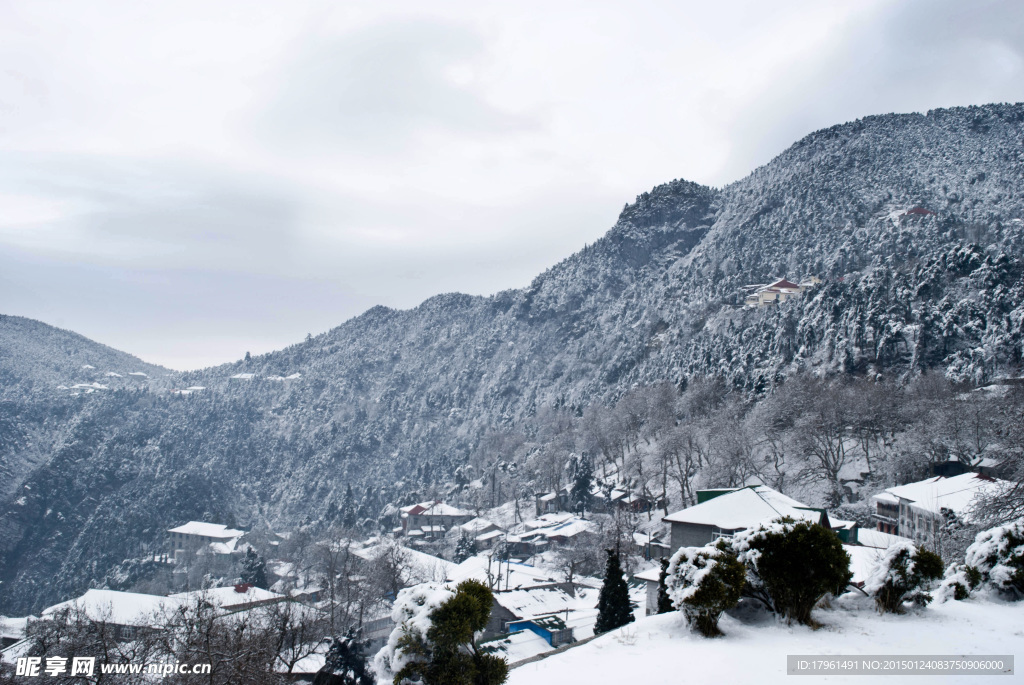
[568,453,594,517]
[656,557,673,614]
[391,580,508,685]
[454,536,477,563]
[595,549,634,634]
[313,628,373,685]
[240,547,268,589]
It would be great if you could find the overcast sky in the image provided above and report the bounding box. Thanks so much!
[2,0,1023,370]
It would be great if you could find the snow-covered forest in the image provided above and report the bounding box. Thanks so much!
[3,103,1024,614]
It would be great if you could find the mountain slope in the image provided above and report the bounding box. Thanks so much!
[2,103,1024,613]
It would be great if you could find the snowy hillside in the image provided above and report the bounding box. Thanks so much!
[3,103,1024,614]
[508,596,1022,684]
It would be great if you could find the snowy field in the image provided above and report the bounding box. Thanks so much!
[508,595,1023,684]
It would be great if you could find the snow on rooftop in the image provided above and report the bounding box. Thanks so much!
[70,382,108,390]
[230,373,255,380]
[447,556,560,590]
[461,517,498,535]
[42,590,183,627]
[875,473,1011,518]
[633,565,662,583]
[523,513,574,530]
[855,528,911,550]
[167,521,245,538]
[493,587,577,619]
[105,371,122,377]
[170,586,283,609]
[663,486,820,530]
[128,372,148,377]
[482,628,553,664]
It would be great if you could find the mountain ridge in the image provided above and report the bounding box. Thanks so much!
[2,102,1024,613]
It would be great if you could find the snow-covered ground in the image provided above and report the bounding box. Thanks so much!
[508,596,1023,684]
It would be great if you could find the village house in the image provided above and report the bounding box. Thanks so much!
[663,485,831,553]
[169,584,286,614]
[742,276,821,307]
[41,590,184,641]
[634,565,664,616]
[399,501,474,538]
[870,472,1010,546]
[167,521,245,565]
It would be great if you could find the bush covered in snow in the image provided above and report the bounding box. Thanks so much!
[936,562,982,602]
[667,545,746,637]
[373,580,508,685]
[864,541,943,613]
[373,583,455,682]
[961,517,1024,600]
[730,518,851,626]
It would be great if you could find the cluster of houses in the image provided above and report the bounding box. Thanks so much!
[3,466,1011,676]
[632,470,1011,616]
[741,276,821,307]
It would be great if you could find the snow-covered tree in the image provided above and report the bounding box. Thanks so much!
[453,536,477,564]
[962,517,1024,600]
[730,518,851,625]
[373,580,507,685]
[241,547,268,590]
[656,557,673,614]
[666,545,746,636]
[594,549,633,634]
[568,453,594,517]
[313,628,373,685]
[864,541,943,613]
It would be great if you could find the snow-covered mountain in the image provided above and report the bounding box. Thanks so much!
[2,103,1024,614]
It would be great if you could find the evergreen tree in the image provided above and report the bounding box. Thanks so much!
[392,580,508,685]
[240,547,268,589]
[595,549,634,634]
[342,484,357,529]
[454,536,477,563]
[656,557,673,614]
[568,453,594,517]
[313,628,373,685]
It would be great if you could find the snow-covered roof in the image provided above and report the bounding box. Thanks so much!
[523,513,574,530]
[481,628,554,664]
[400,501,471,517]
[461,517,498,535]
[633,566,662,583]
[42,590,182,627]
[493,587,577,619]
[168,521,245,538]
[663,485,821,530]
[447,556,560,590]
[0,616,28,640]
[230,373,254,380]
[532,518,594,540]
[476,530,506,542]
[170,586,283,610]
[874,473,1010,519]
[128,372,148,377]
[856,528,911,549]
[203,537,243,555]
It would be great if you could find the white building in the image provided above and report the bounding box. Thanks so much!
[663,485,829,552]
[870,473,1009,546]
[167,521,245,564]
